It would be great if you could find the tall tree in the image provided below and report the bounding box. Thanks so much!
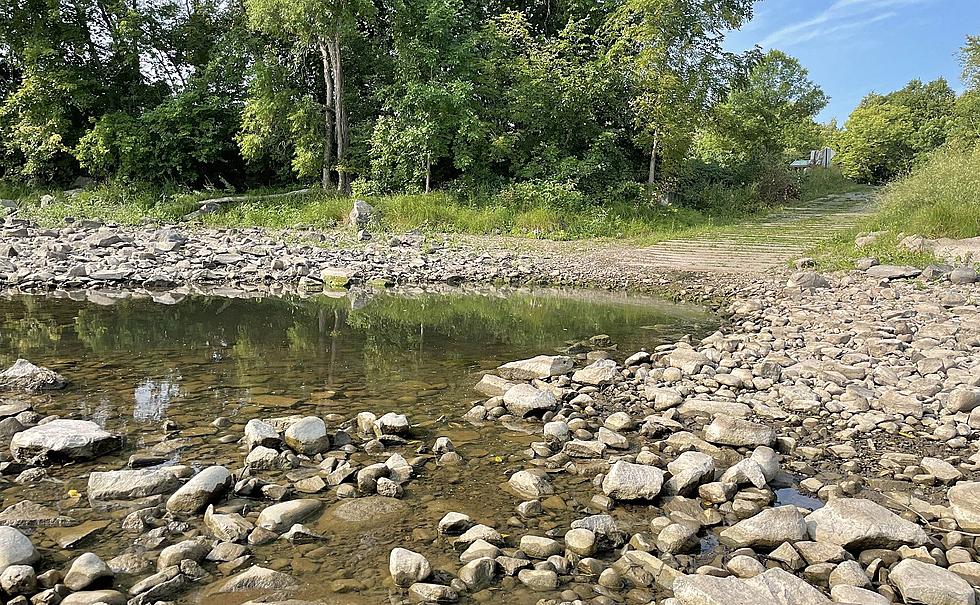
[604,0,756,191]
[244,0,373,192]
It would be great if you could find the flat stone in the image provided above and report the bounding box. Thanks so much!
[0,359,67,393]
[503,384,557,417]
[256,499,322,533]
[804,498,927,549]
[890,559,975,605]
[215,565,298,593]
[11,420,121,464]
[704,415,775,447]
[602,460,664,501]
[497,355,573,380]
[948,482,980,532]
[720,506,807,549]
[87,469,180,501]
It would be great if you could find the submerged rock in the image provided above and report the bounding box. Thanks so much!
[215,565,298,593]
[87,469,181,501]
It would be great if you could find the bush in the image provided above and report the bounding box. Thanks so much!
[492,179,586,210]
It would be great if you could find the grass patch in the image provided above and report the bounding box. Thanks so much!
[810,146,980,269]
[7,170,867,243]
[799,166,872,201]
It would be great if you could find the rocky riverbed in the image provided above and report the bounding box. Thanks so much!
[3,207,980,605]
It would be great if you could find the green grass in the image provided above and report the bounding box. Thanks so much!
[811,146,980,269]
[799,166,872,201]
[5,170,866,243]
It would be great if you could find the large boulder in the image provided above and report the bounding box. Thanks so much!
[720,506,807,549]
[949,482,980,532]
[243,419,281,451]
[804,498,927,549]
[890,559,975,605]
[497,355,573,380]
[11,420,121,464]
[503,384,557,417]
[165,466,232,514]
[0,359,67,393]
[704,415,775,447]
[64,553,113,591]
[348,199,375,228]
[601,461,664,501]
[87,469,180,501]
[0,527,39,572]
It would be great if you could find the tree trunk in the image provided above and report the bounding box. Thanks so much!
[327,33,351,195]
[646,134,659,190]
[317,40,335,191]
[425,152,431,194]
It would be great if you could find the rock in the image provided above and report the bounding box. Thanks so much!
[459,557,497,590]
[64,552,112,591]
[657,522,699,554]
[517,569,558,591]
[667,348,711,374]
[890,559,975,605]
[389,548,431,587]
[244,419,281,450]
[508,470,554,498]
[497,355,573,380]
[665,451,715,494]
[87,469,180,500]
[572,359,618,385]
[283,417,330,455]
[204,505,253,542]
[455,524,503,549]
[408,583,458,603]
[830,585,890,605]
[438,512,472,535]
[59,590,127,605]
[503,384,557,417]
[348,199,375,227]
[950,267,978,284]
[879,390,923,418]
[474,374,516,397]
[948,482,980,532]
[216,565,298,593]
[788,271,830,289]
[948,389,980,413]
[0,359,67,392]
[10,420,122,464]
[165,466,233,513]
[0,526,39,571]
[720,506,807,549]
[374,412,410,436]
[256,499,322,533]
[866,264,920,280]
[519,535,563,559]
[564,528,597,556]
[673,567,831,605]
[704,415,775,447]
[804,498,927,549]
[321,267,353,289]
[158,538,210,570]
[0,564,35,594]
[601,460,664,501]
[0,500,73,528]
[920,457,963,483]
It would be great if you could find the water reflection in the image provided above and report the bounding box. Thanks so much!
[134,377,181,421]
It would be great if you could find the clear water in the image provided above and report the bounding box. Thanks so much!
[0,286,717,604]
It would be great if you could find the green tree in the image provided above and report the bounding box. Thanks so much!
[243,0,374,193]
[698,49,828,165]
[835,101,914,183]
[880,78,955,155]
[604,0,755,191]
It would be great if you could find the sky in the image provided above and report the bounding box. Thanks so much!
[724,0,979,123]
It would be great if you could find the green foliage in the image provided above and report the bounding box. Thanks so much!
[813,146,980,269]
[834,102,915,183]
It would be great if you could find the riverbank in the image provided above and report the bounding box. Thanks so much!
[4,202,980,605]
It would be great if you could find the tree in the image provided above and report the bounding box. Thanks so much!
[244,0,373,193]
[880,78,955,155]
[698,49,828,165]
[834,101,914,183]
[604,0,755,191]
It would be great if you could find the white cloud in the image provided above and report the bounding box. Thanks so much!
[757,0,931,48]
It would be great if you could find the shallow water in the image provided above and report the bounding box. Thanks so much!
[0,286,718,603]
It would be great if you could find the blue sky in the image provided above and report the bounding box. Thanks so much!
[724,0,978,123]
